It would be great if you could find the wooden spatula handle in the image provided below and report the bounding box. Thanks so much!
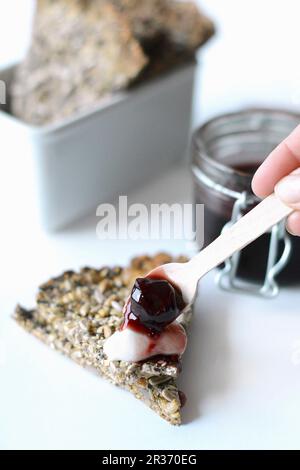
[190,194,293,278]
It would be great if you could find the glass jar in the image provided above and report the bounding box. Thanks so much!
[191,108,300,285]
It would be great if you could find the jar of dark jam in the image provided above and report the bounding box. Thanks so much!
[191,108,300,285]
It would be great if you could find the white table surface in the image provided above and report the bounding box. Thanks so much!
[1,0,300,451]
[1,163,300,450]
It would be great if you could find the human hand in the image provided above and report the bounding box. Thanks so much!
[252,124,300,236]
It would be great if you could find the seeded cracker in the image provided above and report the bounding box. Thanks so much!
[112,0,214,80]
[11,0,147,125]
[14,254,192,425]
[112,0,215,50]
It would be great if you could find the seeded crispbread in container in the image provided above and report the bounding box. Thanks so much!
[14,254,192,425]
[112,0,215,50]
[112,0,215,80]
[11,0,214,126]
[11,0,147,126]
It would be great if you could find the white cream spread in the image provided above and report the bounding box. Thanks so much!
[103,321,187,362]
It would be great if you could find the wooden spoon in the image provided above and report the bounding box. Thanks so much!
[148,194,293,303]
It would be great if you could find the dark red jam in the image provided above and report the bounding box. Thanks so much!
[122,277,185,335]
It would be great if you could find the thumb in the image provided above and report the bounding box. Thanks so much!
[275,169,300,210]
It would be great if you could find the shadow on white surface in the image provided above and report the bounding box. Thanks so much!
[179,283,232,424]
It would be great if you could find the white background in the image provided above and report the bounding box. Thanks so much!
[1,0,300,450]
[1,0,300,123]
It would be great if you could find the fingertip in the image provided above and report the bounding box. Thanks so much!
[286,212,300,236]
[251,177,262,197]
[251,167,270,198]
